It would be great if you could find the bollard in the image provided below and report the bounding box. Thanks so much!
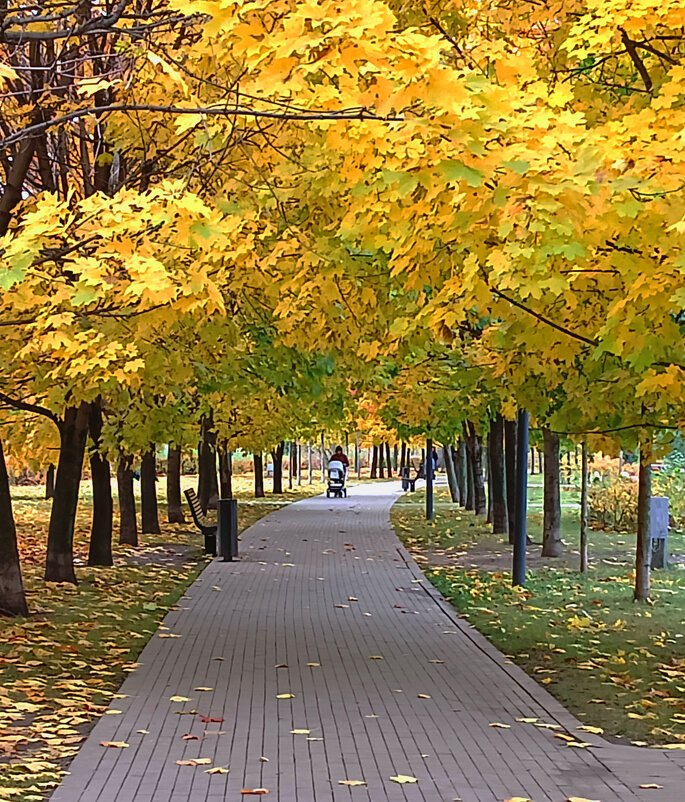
[218,498,239,562]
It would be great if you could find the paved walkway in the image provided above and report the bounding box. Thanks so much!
[52,483,685,802]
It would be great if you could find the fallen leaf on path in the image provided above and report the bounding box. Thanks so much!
[489,723,511,729]
[335,604,350,609]
[101,741,129,748]
[182,734,200,740]
[105,710,123,715]
[199,715,223,723]
[338,780,367,786]
[276,693,295,699]
[565,798,600,802]
[205,766,229,774]
[516,718,538,723]
[639,784,664,789]
[177,758,212,766]
[194,687,213,692]
[307,662,320,667]
[505,797,531,802]
[212,586,222,591]
[159,634,182,638]
[291,729,310,734]
[260,756,269,762]
[241,789,269,794]
[169,696,191,702]
[661,744,685,749]
[137,730,149,734]
[417,694,431,699]
[369,655,383,660]
[390,775,417,784]
[274,664,288,669]
[577,725,603,735]
[428,659,444,664]
[306,737,323,741]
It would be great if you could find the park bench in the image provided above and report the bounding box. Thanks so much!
[184,488,217,555]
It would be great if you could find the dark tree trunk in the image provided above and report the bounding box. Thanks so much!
[443,445,459,503]
[0,436,28,616]
[272,441,284,494]
[538,449,543,474]
[198,413,218,512]
[580,441,588,573]
[634,445,652,602]
[400,442,407,471]
[141,446,160,535]
[541,428,562,557]
[45,463,55,499]
[379,443,385,478]
[486,436,492,524]
[504,419,517,545]
[370,445,378,478]
[45,402,90,583]
[218,441,232,499]
[386,443,393,477]
[117,454,138,545]
[530,447,536,474]
[454,442,466,506]
[393,443,398,471]
[254,453,265,498]
[463,422,486,515]
[490,415,508,535]
[289,441,295,490]
[167,445,185,523]
[88,400,113,567]
[465,440,475,511]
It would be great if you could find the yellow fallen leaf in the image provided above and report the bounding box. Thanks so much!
[338,780,367,786]
[137,730,149,734]
[566,798,600,802]
[639,784,663,789]
[205,766,230,774]
[159,634,182,638]
[389,775,417,784]
[169,696,191,702]
[177,758,212,766]
[276,693,295,699]
[105,710,123,715]
[369,655,384,660]
[505,798,532,802]
[541,677,553,685]
[489,723,511,728]
[291,729,310,734]
[577,725,603,735]
[101,741,129,748]
[348,597,358,601]
[417,694,431,699]
[516,718,538,723]
[306,663,320,667]
[241,789,269,795]
[194,687,213,692]
[661,743,685,749]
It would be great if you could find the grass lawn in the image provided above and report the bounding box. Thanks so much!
[392,480,685,748]
[0,474,322,801]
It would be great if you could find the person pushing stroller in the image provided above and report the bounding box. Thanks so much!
[326,446,349,498]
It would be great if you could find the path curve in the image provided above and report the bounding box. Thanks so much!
[51,483,685,802]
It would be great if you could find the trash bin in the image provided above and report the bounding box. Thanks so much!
[218,498,239,562]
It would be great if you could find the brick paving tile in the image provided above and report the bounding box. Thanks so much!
[51,482,685,802]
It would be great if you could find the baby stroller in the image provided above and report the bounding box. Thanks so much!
[326,460,347,498]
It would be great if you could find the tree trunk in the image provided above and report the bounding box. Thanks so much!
[355,433,360,478]
[504,419,517,545]
[465,440,475,511]
[320,434,326,482]
[541,428,562,557]
[218,442,232,499]
[141,446,160,535]
[538,449,543,474]
[379,443,385,478]
[385,443,393,477]
[254,453,265,498]
[486,435,492,525]
[272,441,284,494]
[400,442,407,471]
[393,443,398,471]
[167,445,186,522]
[463,422,486,515]
[530,447,536,474]
[370,445,378,478]
[490,415,508,535]
[454,442,466,506]
[443,444,459,503]
[45,463,55,499]
[198,413,218,512]
[117,454,138,545]
[634,444,652,602]
[580,441,588,573]
[45,402,90,583]
[308,442,313,485]
[88,400,113,567]
[0,436,28,616]
[296,442,302,486]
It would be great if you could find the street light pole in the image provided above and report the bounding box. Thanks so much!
[513,410,529,586]
[426,434,434,521]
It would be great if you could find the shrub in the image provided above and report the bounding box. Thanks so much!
[588,473,638,533]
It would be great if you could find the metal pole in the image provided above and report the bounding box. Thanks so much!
[426,436,434,521]
[513,410,529,586]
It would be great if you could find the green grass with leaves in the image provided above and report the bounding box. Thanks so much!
[392,482,685,747]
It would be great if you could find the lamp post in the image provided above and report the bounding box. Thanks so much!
[512,410,529,586]
[426,434,434,521]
